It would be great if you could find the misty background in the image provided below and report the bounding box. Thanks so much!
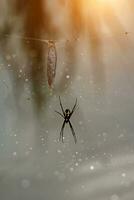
[0,0,134,200]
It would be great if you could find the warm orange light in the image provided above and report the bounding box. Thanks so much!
[79,0,118,20]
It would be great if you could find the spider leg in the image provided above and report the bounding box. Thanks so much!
[69,120,77,144]
[59,96,65,116]
[59,120,66,143]
[55,110,64,118]
[70,98,77,117]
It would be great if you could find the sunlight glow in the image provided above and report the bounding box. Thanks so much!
[82,0,117,15]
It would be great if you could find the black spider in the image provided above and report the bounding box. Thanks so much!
[55,96,77,143]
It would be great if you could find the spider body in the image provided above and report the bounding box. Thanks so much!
[55,97,77,143]
[65,109,71,122]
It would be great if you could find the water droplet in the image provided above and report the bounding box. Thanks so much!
[21,179,30,189]
[13,152,17,156]
[110,194,119,200]
[66,75,70,79]
[122,173,126,177]
[90,165,94,170]
[70,167,74,172]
